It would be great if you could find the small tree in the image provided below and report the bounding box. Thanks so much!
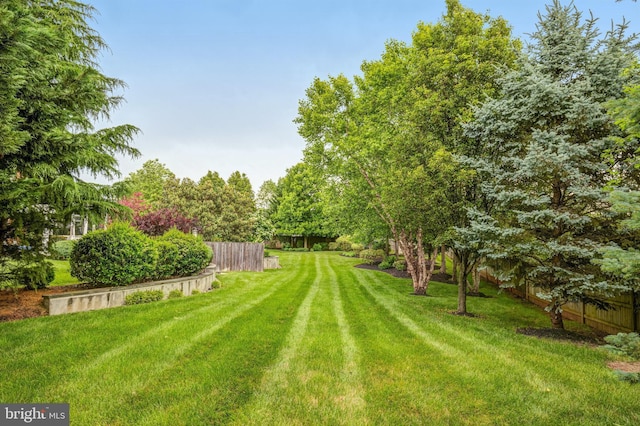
[133,208,196,237]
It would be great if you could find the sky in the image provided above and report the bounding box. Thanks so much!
[87,0,639,190]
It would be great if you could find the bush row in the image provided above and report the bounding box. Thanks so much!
[70,223,212,287]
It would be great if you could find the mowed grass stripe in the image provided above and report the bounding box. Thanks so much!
[337,261,460,424]
[326,255,366,421]
[2,252,639,425]
[348,260,640,425]
[2,253,313,424]
[105,257,316,425]
[0,263,304,402]
[359,268,613,398]
[45,261,309,402]
[230,254,322,425]
[233,253,367,425]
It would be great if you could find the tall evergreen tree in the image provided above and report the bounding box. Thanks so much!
[0,1,139,287]
[464,1,638,328]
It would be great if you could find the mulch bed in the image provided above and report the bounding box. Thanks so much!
[0,283,95,322]
[354,262,410,278]
[354,263,454,283]
[608,361,640,373]
[516,327,606,345]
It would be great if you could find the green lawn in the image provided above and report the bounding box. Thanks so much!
[0,251,637,425]
[49,259,81,286]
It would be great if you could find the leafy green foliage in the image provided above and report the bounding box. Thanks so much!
[50,240,76,260]
[330,236,354,252]
[603,332,640,359]
[378,255,397,270]
[14,261,55,290]
[614,371,640,384]
[153,240,180,280]
[272,162,331,239]
[393,259,407,271]
[124,290,164,305]
[0,0,139,288]
[359,249,385,265]
[160,171,256,242]
[70,222,156,286]
[168,289,183,299]
[296,0,518,300]
[157,229,212,277]
[123,160,176,207]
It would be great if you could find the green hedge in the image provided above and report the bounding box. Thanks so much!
[70,224,212,287]
[70,222,157,287]
[157,229,212,277]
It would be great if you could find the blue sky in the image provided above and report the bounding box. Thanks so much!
[88,0,639,190]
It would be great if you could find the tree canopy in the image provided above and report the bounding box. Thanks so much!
[0,0,139,287]
[296,0,518,298]
[463,0,639,328]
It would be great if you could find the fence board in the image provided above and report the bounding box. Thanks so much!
[206,242,264,272]
[482,267,638,333]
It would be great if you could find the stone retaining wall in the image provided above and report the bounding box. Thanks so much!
[43,268,216,316]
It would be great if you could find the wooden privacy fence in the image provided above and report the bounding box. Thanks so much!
[206,242,264,272]
[481,269,639,334]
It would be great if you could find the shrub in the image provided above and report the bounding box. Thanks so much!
[124,290,164,305]
[191,289,201,295]
[378,255,396,270]
[351,243,364,253]
[614,371,640,384]
[133,207,196,237]
[50,240,76,260]
[393,259,407,271]
[359,249,385,265]
[153,240,180,280]
[603,332,640,360]
[168,289,183,299]
[15,261,55,290]
[312,243,324,251]
[340,251,358,258]
[157,229,212,277]
[328,242,339,251]
[335,236,354,252]
[70,222,157,287]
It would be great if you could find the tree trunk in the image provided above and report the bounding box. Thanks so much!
[457,272,467,314]
[456,252,468,314]
[471,267,480,294]
[451,255,458,283]
[549,302,565,329]
[398,229,434,296]
[440,244,446,274]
